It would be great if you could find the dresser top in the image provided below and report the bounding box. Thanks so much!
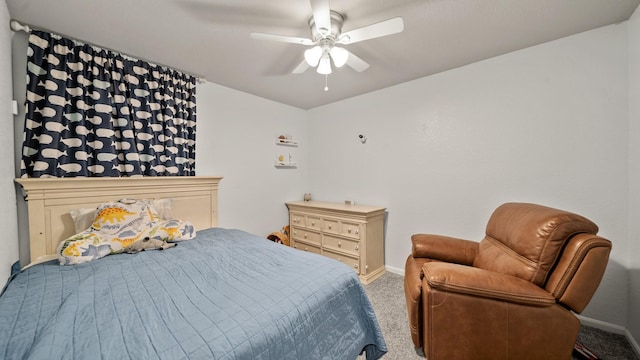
[286,201,386,215]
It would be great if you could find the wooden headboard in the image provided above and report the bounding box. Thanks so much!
[15,176,222,264]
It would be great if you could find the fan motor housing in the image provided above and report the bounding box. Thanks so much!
[309,10,344,41]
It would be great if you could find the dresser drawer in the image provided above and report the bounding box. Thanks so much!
[323,249,360,274]
[291,227,321,246]
[293,241,321,254]
[306,216,321,231]
[340,221,361,239]
[323,234,359,257]
[322,218,339,234]
[290,213,305,227]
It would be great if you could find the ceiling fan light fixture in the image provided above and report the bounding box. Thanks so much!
[251,5,404,83]
[317,54,332,74]
[329,46,348,67]
[304,46,323,67]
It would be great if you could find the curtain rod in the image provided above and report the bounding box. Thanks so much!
[9,20,207,84]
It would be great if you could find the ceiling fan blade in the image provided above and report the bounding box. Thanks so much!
[310,0,331,36]
[251,32,314,46]
[347,51,369,72]
[338,17,404,44]
[345,51,369,72]
[292,60,310,74]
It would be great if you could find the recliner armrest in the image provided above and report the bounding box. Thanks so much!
[411,234,478,265]
[423,262,556,307]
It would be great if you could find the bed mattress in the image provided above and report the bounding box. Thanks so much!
[0,228,387,359]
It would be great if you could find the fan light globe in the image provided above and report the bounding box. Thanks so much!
[329,47,348,67]
[317,54,332,74]
[304,46,323,67]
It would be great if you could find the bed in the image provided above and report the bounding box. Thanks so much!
[0,177,387,359]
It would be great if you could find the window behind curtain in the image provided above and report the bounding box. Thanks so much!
[20,30,197,178]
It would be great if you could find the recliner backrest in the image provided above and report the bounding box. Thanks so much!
[472,202,599,287]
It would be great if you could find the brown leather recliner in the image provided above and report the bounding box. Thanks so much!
[404,202,612,360]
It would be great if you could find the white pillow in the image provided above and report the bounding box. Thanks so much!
[70,207,96,234]
[152,198,174,220]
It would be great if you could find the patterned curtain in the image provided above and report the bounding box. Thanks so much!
[20,31,197,177]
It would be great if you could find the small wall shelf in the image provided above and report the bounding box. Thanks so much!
[275,135,298,168]
[276,139,298,146]
[274,161,298,168]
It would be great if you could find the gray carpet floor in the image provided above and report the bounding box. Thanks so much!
[362,272,639,360]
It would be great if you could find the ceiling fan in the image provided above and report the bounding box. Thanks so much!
[250,0,404,76]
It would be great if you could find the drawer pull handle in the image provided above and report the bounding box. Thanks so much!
[355,245,359,250]
[304,234,308,238]
[328,225,332,229]
[311,221,315,226]
[354,264,359,269]
[338,242,342,247]
[355,229,359,234]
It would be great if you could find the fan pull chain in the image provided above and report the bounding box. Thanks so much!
[324,75,329,92]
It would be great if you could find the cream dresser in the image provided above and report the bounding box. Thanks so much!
[286,201,386,284]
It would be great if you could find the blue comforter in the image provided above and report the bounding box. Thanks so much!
[0,228,387,359]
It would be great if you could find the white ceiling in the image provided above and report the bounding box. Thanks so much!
[6,0,640,109]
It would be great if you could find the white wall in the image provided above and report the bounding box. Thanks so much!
[307,24,630,327]
[0,2,19,285]
[627,4,640,343]
[195,82,308,238]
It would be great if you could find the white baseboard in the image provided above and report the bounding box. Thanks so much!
[576,315,640,358]
[385,265,404,275]
[577,314,626,334]
[387,265,640,358]
[626,329,640,360]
